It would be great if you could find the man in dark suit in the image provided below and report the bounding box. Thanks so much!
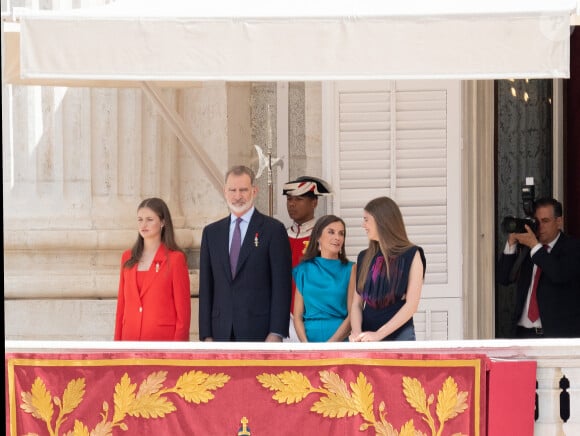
[497,197,580,338]
[199,165,292,342]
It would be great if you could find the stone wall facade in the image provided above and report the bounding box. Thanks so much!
[3,81,323,340]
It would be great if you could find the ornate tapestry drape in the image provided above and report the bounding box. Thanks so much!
[7,351,491,436]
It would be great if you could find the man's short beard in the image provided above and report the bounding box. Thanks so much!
[228,200,253,215]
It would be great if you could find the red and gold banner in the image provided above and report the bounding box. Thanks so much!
[6,350,488,435]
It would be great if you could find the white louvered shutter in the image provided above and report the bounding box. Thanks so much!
[324,80,462,339]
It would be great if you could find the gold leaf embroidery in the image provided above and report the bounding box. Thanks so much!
[436,377,469,423]
[61,378,86,416]
[403,376,437,434]
[20,392,40,419]
[89,420,113,436]
[311,393,358,418]
[112,373,136,424]
[174,370,230,404]
[258,371,470,436]
[62,420,89,436]
[399,420,418,436]
[128,394,176,418]
[320,370,350,398]
[256,370,314,404]
[255,372,286,391]
[20,377,54,423]
[136,371,167,398]
[19,370,230,436]
[371,419,398,436]
[402,377,429,415]
[277,370,314,389]
[403,376,469,436]
[350,373,375,422]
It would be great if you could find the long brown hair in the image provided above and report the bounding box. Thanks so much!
[300,215,349,264]
[356,197,414,290]
[124,197,183,268]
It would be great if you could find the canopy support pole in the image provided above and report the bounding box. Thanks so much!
[140,81,223,193]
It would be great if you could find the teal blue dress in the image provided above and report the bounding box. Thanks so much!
[292,257,354,342]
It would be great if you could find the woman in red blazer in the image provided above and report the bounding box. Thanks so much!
[114,198,191,341]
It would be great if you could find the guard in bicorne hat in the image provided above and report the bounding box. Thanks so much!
[282,176,332,342]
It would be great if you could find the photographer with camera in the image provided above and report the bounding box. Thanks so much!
[497,197,580,338]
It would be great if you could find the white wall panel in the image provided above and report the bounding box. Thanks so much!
[324,80,462,338]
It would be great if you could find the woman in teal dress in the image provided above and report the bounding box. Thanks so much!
[292,215,356,342]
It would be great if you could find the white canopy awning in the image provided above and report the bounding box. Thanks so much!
[11,0,579,83]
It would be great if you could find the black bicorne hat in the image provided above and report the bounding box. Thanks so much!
[282,176,332,197]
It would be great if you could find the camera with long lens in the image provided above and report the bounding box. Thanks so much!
[501,178,538,234]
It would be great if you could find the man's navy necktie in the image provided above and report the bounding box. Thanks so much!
[230,217,242,277]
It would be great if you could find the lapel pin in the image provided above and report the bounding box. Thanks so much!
[254,233,259,247]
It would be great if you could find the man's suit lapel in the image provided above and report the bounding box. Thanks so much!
[234,210,264,276]
[550,232,566,255]
[218,217,234,280]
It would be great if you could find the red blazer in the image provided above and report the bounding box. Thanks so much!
[114,244,191,341]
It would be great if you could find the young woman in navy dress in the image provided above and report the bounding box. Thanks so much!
[350,197,426,342]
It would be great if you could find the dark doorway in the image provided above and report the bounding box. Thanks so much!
[564,28,580,239]
[494,79,553,338]
[494,28,580,338]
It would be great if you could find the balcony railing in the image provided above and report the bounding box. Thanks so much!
[5,338,580,435]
